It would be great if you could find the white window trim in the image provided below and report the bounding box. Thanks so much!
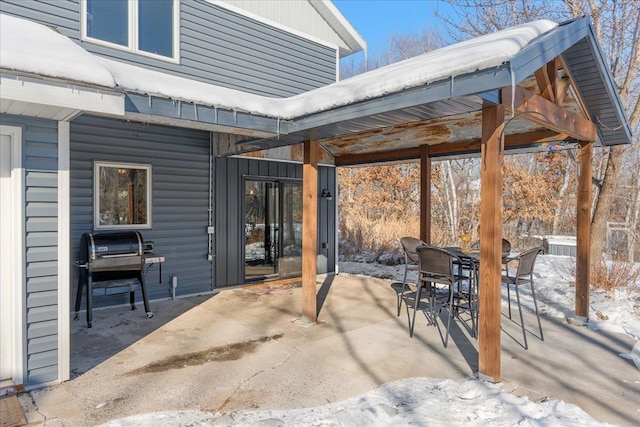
[80,0,180,64]
[94,161,152,230]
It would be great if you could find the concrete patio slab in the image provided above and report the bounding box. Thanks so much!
[19,274,639,426]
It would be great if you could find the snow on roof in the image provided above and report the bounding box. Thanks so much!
[0,14,115,88]
[0,13,557,120]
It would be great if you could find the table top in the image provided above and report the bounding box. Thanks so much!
[444,246,479,259]
[445,247,516,261]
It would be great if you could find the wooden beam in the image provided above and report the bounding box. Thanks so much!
[548,59,559,102]
[420,146,431,244]
[302,140,319,322]
[334,129,563,166]
[501,86,597,142]
[575,141,593,320]
[534,59,557,103]
[335,146,421,166]
[478,104,505,383]
[556,76,571,105]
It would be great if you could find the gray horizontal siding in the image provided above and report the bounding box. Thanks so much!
[179,3,335,95]
[1,114,60,387]
[0,0,79,39]
[0,0,336,97]
[70,115,212,307]
[215,157,335,287]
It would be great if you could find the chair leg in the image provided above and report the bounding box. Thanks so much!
[469,276,477,339]
[507,283,512,319]
[444,285,455,348]
[530,281,544,341]
[398,265,408,316]
[409,283,422,337]
[427,282,436,326]
[514,284,528,349]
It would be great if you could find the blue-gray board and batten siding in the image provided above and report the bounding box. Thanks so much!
[215,156,336,287]
[70,115,337,295]
[0,0,337,97]
[1,113,60,387]
[70,115,213,304]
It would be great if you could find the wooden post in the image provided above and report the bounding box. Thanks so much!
[420,145,431,244]
[575,141,593,320]
[302,140,319,322]
[478,104,505,382]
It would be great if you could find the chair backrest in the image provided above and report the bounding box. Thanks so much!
[502,238,512,254]
[416,245,454,284]
[470,238,510,253]
[516,247,543,278]
[400,237,425,263]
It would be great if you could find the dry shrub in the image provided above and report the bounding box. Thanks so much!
[591,260,640,296]
[339,210,418,261]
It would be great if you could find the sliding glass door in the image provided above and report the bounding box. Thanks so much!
[244,179,302,282]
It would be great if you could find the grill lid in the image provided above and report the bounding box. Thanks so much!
[79,231,143,262]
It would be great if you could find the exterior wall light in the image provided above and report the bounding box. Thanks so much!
[321,189,333,200]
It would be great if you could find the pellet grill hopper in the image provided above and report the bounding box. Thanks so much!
[74,231,153,327]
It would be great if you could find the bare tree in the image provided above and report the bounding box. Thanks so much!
[440,0,640,261]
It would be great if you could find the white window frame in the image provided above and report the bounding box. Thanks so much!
[94,161,152,230]
[80,0,180,63]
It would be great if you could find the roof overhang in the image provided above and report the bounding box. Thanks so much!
[222,17,631,165]
[0,73,124,121]
[0,14,630,165]
[310,0,367,57]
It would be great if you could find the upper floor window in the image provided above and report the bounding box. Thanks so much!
[82,0,178,62]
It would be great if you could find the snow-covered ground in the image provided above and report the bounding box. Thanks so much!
[100,255,639,427]
[339,255,640,340]
[100,378,615,427]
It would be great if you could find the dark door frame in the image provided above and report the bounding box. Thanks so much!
[242,176,302,283]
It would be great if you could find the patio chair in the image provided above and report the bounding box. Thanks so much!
[470,238,511,254]
[471,238,513,272]
[501,246,544,349]
[411,246,471,347]
[397,237,426,316]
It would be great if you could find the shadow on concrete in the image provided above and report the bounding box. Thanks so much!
[62,273,638,427]
[70,293,217,378]
[316,274,335,317]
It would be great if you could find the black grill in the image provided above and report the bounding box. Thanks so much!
[74,231,153,328]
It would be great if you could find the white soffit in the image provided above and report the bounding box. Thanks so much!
[0,76,124,119]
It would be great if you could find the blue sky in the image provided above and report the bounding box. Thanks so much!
[333,1,453,56]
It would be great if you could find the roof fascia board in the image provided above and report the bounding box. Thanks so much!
[289,65,512,133]
[0,74,124,117]
[577,25,633,144]
[124,93,286,137]
[511,17,591,83]
[512,17,631,145]
[310,0,367,56]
